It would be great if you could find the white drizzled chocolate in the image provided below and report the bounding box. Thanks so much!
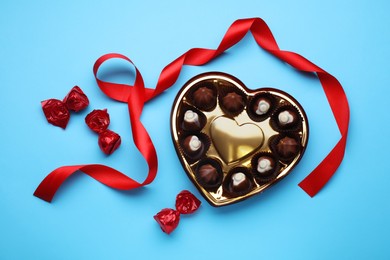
[257,158,272,173]
[278,110,294,125]
[255,99,270,115]
[184,110,200,125]
[232,172,246,186]
[182,135,204,159]
[228,171,251,194]
[188,135,202,151]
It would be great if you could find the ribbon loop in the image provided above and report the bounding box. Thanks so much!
[93,53,156,102]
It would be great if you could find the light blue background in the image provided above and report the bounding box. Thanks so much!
[1,1,389,259]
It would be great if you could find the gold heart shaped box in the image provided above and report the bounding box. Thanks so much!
[171,72,309,207]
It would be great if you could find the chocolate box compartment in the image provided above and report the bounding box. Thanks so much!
[171,72,309,207]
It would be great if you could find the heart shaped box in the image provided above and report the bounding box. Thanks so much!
[171,72,309,207]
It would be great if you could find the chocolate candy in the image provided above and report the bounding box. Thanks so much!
[182,110,201,131]
[63,86,89,112]
[192,86,216,110]
[98,129,121,155]
[41,86,89,129]
[278,110,297,126]
[226,171,252,196]
[257,156,275,176]
[85,109,110,133]
[221,92,245,114]
[196,163,222,189]
[154,190,201,234]
[182,135,204,159]
[253,97,271,115]
[175,190,201,214]
[275,136,300,160]
[153,208,180,234]
[171,72,308,206]
[270,106,302,131]
[86,109,121,155]
[41,99,70,129]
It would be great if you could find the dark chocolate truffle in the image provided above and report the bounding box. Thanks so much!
[256,156,275,176]
[275,136,300,159]
[182,135,204,158]
[182,110,201,131]
[278,110,298,127]
[227,172,251,195]
[222,92,244,113]
[253,97,271,115]
[196,164,222,188]
[192,87,216,110]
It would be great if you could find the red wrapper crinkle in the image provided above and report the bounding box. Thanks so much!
[85,109,110,133]
[154,190,201,234]
[98,129,121,155]
[175,190,201,214]
[63,86,89,112]
[41,99,70,129]
[153,208,180,234]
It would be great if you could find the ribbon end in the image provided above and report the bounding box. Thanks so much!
[298,181,317,198]
[33,189,54,203]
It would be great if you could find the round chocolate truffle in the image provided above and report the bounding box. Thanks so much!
[253,97,271,115]
[182,135,204,158]
[222,92,244,113]
[228,172,251,195]
[278,110,298,126]
[257,156,275,176]
[275,136,300,159]
[196,163,222,188]
[192,87,216,110]
[182,110,201,131]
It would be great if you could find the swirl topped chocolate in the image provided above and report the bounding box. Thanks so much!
[182,110,201,131]
[257,156,275,175]
[254,97,271,115]
[171,72,308,207]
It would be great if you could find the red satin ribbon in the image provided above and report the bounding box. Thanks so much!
[34,17,349,202]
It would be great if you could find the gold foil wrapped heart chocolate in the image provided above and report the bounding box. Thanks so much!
[210,116,264,163]
[171,72,309,207]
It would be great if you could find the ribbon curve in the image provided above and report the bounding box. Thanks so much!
[34,17,349,202]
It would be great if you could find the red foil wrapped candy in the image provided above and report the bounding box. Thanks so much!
[153,208,180,235]
[63,86,89,112]
[85,109,110,133]
[175,190,201,214]
[41,86,89,129]
[98,129,121,155]
[85,109,120,155]
[41,99,70,129]
[154,190,201,234]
